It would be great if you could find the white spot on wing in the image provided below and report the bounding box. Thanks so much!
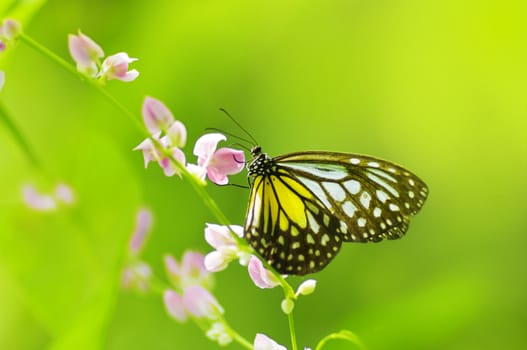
[357,217,367,227]
[306,211,320,234]
[322,182,346,202]
[350,158,360,165]
[298,177,332,209]
[343,180,361,194]
[360,191,371,209]
[376,189,390,203]
[366,172,399,197]
[342,201,357,217]
[280,163,348,180]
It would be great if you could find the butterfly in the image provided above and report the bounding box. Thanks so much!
[243,146,428,275]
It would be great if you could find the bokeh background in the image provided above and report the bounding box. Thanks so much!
[1,0,526,349]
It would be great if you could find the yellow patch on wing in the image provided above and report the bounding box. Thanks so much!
[280,176,314,200]
[270,175,307,228]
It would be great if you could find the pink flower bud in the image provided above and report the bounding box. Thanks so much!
[0,70,5,91]
[2,19,21,40]
[55,183,75,205]
[182,286,223,319]
[163,289,187,322]
[141,97,175,134]
[68,31,104,76]
[128,207,153,256]
[101,52,139,82]
[248,256,280,289]
[254,334,287,350]
[296,279,317,296]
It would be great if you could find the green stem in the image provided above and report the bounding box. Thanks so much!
[19,33,145,133]
[0,100,43,171]
[20,31,301,350]
[229,327,253,350]
[288,311,298,350]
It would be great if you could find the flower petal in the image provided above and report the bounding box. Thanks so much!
[68,31,104,68]
[193,133,226,166]
[163,289,188,322]
[182,286,223,319]
[166,120,187,148]
[248,256,280,289]
[254,333,287,350]
[206,147,245,185]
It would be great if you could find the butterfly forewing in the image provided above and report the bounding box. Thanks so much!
[276,151,428,243]
[244,150,428,275]
[244,170,343,275]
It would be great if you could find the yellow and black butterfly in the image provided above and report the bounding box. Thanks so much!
[243,146,428,276]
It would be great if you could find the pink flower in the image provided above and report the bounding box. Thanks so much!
[22,185,56,212]
[68,31,104,76]
[141,97,175,134]
[22,183,75,212]
[128,208,153,256]
[182,285,224,320]
[163,289,187,322]
[254,334,287,350]
[203,224,249,272]
[164,251,212,289]
[101,52,139,82]
[248,256,280,289]
[133,136,186,177]
[193,133,245,185]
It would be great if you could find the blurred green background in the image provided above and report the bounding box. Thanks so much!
[1,0,526,349]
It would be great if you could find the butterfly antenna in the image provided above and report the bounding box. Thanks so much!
[204,127,253,148]
[219,108,259,146]
[218,183,250,189]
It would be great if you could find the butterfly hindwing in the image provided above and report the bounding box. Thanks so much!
[244,150,428,275]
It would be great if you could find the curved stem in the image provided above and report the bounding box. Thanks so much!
[315,330,367,350]
[0,100,44,171]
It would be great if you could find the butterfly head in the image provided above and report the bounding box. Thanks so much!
[248,146,273,176]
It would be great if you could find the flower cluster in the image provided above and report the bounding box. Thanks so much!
[68,31,138,82]
[163,251,232,345]
[0,19,20,52]
[22,183,75,212]
[134,97,245,184]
